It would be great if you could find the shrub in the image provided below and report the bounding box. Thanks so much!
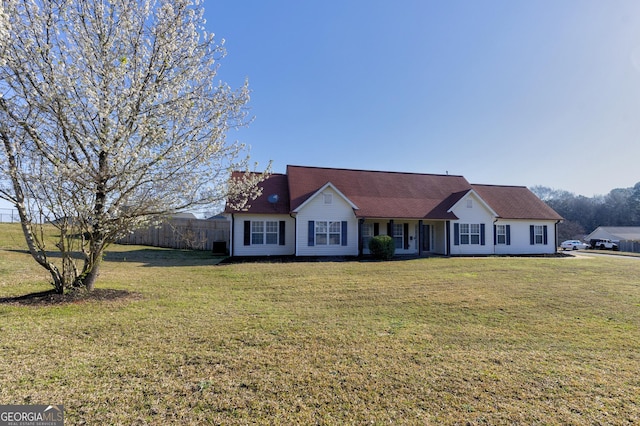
[369,235,395,260]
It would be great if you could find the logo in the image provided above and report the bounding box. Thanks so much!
[0,405,64,426]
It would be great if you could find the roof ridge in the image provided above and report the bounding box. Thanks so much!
[287,164,464,178]
[472,183,528,189]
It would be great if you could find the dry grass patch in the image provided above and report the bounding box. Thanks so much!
[0,224,639,424]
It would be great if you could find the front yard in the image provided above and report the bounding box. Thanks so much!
[1,224,638,424]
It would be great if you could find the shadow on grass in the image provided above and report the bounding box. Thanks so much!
[6,248,226,268]
[104,248,227,267]
[0,288,140,306]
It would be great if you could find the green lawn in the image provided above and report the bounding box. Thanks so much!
[1,224,639,424]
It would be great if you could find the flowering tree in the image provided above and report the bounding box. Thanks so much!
[0,0,266,293]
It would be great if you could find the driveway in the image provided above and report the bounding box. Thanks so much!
[567,250,640,260]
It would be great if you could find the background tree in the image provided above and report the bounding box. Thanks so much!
[0,0,266,293]
[531,183,640,240]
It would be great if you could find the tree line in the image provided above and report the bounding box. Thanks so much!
[531,183,640,242]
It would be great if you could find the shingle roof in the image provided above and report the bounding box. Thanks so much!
[588,227,640,241]
[226,166,562,222]
[225,172,290,214]
[287,165,473,219]
[471,184,563,220]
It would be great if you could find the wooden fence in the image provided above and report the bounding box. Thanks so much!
[117,217,230,254]
[618,240,640,253]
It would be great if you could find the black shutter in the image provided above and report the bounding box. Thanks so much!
[454,223,460,246]
[493,225,497,246]
[244,221,251,246]
[543,225,548,245]
[279,221,285,246]
[530,225,535,245]
[341,221,348,246]
[480,224,485,246]
[403,223,409,249]
[373,223,379,236]
[308,221,315,246]
[506,225,511,245]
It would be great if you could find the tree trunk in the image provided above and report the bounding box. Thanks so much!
[80,258,101,292]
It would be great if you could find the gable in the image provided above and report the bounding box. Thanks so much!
[292,182,357,213]
[287,165,473,219]
[448,190,498,217]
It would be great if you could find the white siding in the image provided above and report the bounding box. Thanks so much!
[449,193,495,255]
[230,214,296,256]
[295,187,358,256]
[493,220,558,255]
[449,193,558,255]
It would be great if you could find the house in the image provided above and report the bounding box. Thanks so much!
[585,226,640,243]
[224,165,563,257]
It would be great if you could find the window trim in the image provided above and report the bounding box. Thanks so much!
[454,222,486,246]
[315,220,342,246]
[362,223,373,250]
[245,220,284,246]
[496,224,506,245]
[392,223,404,249]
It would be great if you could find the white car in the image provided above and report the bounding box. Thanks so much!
[560,240,589,250]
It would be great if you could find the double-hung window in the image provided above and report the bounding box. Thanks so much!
[265,221,279,244]
[529,225,548,245]
[251,220,279,245]
[362,223,373,249]
[534,225,544,244]
[315,221,342,245]
[251,221,264,245]
[393,223,404,249]
[496,225,506,245]
[460,223,481,245]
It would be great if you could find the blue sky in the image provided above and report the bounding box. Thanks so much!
[2,1,639,215]
[207,0,640,197]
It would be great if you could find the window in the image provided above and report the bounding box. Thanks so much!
[466,199,473,208]
[265,221,279,244]
[496,225,506,244]
[393,223,404,249]
[323,193,332,204]
[534,225,544,244]
[362,223,373,249]
[315,221,342,245]
[251,221,264,245]
[460,223,481,245]
[251,220,279,245]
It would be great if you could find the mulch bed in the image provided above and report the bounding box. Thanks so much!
[0,288,141,306]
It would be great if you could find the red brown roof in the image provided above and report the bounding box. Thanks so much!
[471,184,563,220]
[225,172,290,214]
[226,166,562,221]
[287,165,473,219]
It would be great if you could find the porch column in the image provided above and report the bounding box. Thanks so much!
[418,220,423,256]
[445,220,450,256]
[358,218,365,256]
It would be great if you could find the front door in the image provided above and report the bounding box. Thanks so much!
[422,225,431,252]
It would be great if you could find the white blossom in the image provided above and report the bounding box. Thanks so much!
[0,0,269,292]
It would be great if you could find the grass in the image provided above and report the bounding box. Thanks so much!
[0,223,639,424]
